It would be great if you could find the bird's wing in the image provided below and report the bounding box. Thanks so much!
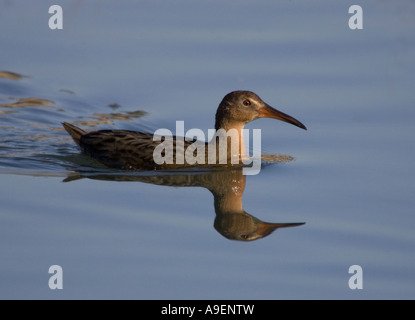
[79,130,158,169]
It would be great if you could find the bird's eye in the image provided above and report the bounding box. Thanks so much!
[243,99,251,106]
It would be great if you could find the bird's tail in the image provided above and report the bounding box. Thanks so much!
[62,122,86,146]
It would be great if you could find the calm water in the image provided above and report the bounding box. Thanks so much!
[1,0,415,299]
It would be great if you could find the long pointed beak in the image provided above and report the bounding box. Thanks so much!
[255,222,305,237]
[258,104,307,130]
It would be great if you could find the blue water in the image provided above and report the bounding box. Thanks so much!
[1,0,415,299]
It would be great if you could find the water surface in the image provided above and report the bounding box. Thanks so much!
[1,0,415,299]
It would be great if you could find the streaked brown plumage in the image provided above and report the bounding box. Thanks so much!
[62,91,306,170]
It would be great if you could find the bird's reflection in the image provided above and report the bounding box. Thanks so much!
[64,167,304,241]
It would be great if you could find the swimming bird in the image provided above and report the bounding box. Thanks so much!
[62,90,306,170]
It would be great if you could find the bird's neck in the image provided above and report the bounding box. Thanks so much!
[210,122,248,161]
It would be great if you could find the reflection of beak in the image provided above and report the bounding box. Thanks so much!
[258,104,307,130]
[255,221,305,238]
